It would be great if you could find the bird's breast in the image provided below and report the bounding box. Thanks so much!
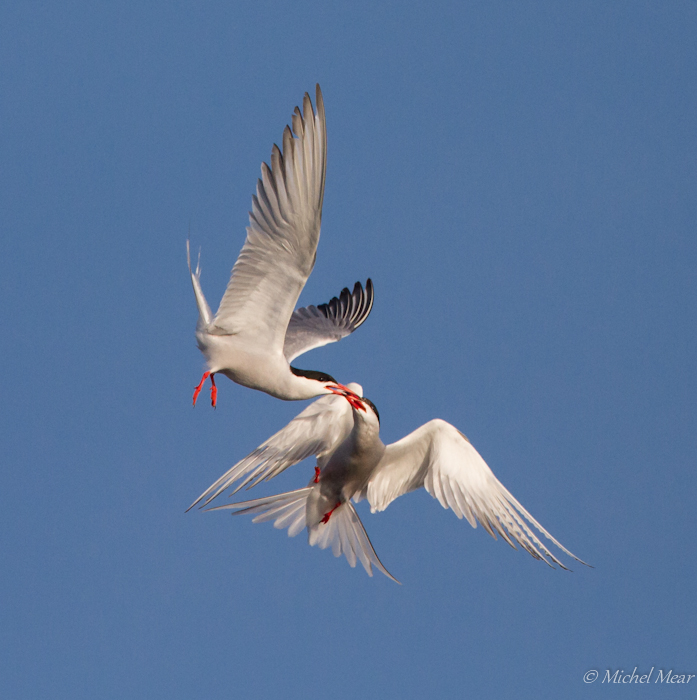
[321,436,386,500]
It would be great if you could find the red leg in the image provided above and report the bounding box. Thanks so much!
[210,374,217,408]
[313,467,321,483]
[193,371,211,406]
[320,501,342,524]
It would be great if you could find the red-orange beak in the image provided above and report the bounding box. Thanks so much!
[327,384,366,412]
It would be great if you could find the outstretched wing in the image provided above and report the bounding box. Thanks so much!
[187,385,360,510]
[283,280,374,362]
[363,419,587,569]
[209,85,327,354]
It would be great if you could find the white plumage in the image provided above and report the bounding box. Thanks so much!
[188,85,372,407]
[202,385,588,581]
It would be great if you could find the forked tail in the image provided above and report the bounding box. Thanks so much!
[186,240,213,329]
[207,488,399,583]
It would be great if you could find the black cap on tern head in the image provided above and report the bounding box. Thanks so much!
[362,397,380,424]
[290,366,337,384]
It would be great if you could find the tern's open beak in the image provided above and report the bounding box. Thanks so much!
[328,384,366,412]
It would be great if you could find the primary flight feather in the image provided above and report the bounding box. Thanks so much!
[199,386,588,581]
[189,85,371,407]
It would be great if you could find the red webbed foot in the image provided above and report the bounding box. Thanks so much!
[193,371,211,406]
[313,467,321,483]
[193,371,217,408]
[320,501,341,524]
[210,374,217,408]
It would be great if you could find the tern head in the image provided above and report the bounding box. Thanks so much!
[339,391,380,425]
[289,366,362,401]
[361,397,380,424]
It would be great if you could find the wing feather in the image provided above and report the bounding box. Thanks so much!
[283,280,374,362]
[186,386,359,511]
[209,86,327,354]
[365,419,587,569]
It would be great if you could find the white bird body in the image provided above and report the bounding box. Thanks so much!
[317,399,385,502]
[193,331,319,401]
[188,85,373,406]
[202,385,588,581]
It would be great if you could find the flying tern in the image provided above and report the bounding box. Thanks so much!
[200,384,588,581]
[188,85,372,408]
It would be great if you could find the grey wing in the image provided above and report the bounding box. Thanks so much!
[283,279,374,363]
[187,386,359,510]
[209,85,327,354]
[363,419,588,569]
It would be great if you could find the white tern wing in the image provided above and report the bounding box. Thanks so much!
[187,383,361,510]
[364,419,586,569]
[209,85,327,354]
[283,279,374,362]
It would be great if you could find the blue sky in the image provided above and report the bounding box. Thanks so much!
[1,1,695,698]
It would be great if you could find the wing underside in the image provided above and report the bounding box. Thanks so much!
[187,389,358,511]
[365,420,588,570]
[208,85,327,354]
[283,279,374,362]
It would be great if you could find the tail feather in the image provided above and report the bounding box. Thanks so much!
[187,239,213,329]
[207,489,399,583]
[209,488,311,538]
[308,501,400,583]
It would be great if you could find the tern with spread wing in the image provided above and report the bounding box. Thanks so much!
[189,85,372,408]
[198,384,587,582]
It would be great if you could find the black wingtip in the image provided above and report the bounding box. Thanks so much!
[352,279,374,330]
